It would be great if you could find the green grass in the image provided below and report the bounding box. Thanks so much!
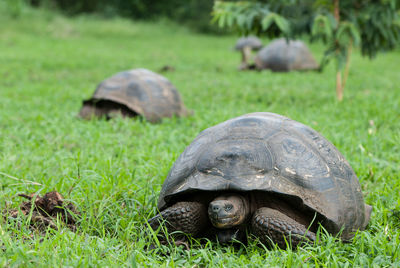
[1,6,400,267]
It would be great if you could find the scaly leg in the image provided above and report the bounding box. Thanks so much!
[149,201,208,240]
[251,207,316,249]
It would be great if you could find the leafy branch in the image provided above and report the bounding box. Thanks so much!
[212,0,400,100]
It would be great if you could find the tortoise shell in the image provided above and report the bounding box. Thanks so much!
[235,36,263,51]
[255,39,319,71]
[158,112,369,239]
[80,68,189,123]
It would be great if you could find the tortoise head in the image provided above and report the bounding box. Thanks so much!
[208,194,250,229]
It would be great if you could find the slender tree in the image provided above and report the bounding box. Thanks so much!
[212,0,400,100]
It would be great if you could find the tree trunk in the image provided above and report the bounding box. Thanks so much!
[334,0,343,101]
[334,0,340,24]
[336,71,343,101]
[342,41,353,89]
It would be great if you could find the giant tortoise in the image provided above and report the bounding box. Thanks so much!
[79,68,189,123]
[149,112,371,248]
[255,39,319,72]
[234,36,263,70]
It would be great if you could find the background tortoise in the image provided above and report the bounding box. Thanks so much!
[149,112,371,248]
[234,36,263,70]
[255,39,319,72]
[79,68,189,123]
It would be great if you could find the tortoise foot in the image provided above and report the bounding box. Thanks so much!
[251,207,315,249]
[148,201,208,239]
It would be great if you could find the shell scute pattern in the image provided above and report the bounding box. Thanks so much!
[197,139,273,178]
[284,139,330,183]
[126,80,148,101]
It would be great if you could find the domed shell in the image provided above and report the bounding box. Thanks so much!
[235,36,263,50]
[81,68,189,123]
[158,112,368,239]
[255,39,319,71]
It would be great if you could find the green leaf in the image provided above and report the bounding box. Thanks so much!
[261,13,274,30]
[218,13,226,28]
[237,14,247,28]
[226,13,234,28]
[311,15,333,42]
[274,14,290,34]
[336,22,361,47]
[261,13,290,34]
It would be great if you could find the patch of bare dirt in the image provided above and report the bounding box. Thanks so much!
[3,191,80,232]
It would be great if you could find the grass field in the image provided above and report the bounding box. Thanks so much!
[1,6,400,267]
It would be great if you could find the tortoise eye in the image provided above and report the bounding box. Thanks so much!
[225,204,233,211]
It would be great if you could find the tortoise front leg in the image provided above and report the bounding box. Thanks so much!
[149,201,208,239]
[251,207,316,249]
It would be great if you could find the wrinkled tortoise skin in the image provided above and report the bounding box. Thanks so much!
[255,39,319,72]
[158,112,370,240]
[80,68,189,123]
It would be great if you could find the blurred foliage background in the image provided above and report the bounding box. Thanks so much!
[9,0,222,33]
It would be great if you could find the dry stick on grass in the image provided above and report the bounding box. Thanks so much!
[0,171,42,186]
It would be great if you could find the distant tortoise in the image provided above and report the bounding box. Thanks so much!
[234,36,263,70]
[255,39,319,72]
[79,69,189,123]
[149,112,371,248]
